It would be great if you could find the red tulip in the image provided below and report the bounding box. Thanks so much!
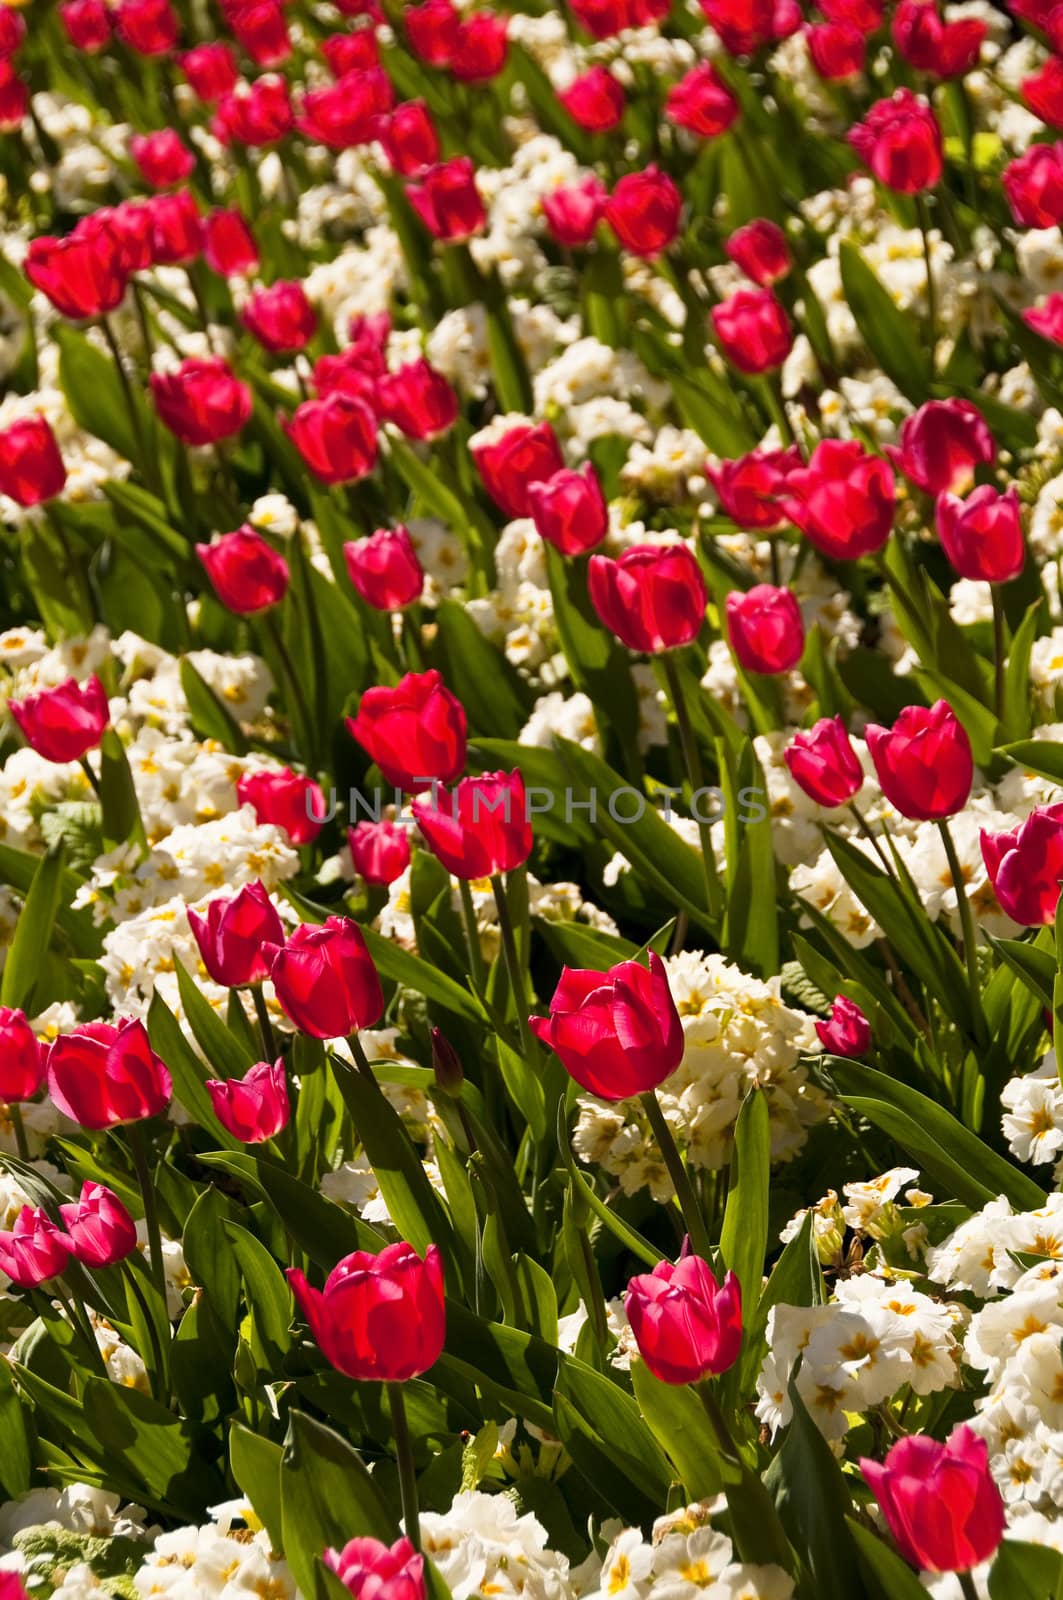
[287,1241,445,1380]
[95,201,154,274]
[1023,293,1063,345]
[59,0,112,51]
[569,0,633,38]
[59,1182,138,1268]
[236,767,328,845]
[204,208,259,276]
[529,952,683,1100]
[206,1059,290,1143]
[559,66,625,132]
[0,9,24,54]
[180,41,238,99]
[542,176,607,247]
[347,669,467,791]
[407,158,486,242]
[348,819,412,886]
[0,1207,72,1288]
[936,485,1024,584]
[726,584,804,674]
[699,0,799,54]
[1004,143,1063,228]
[213,75,293,146]
[892,0,985,78]
[298,69,392,148]
[1023,57,1063,130]
[625,1252,742,1383]
[230,0,290,66]
[450,11,507,81]
[816,995,871,1057]
[344,526,423,611]
[9,675,109,763]
[285,392,377,485]
[588,542,707,653]
[604,166,682,258]
[187,881,285,987]
[664,63,739,138]
[784,716,864,808]
[527,464,608,555]
[241,280,316,354]
[0,1008,45,1103]
[265,916,383,1038]
[196,526,289,614]
[805,21,866,79]
[0,62,26,129]
[711,288,792,374]
[325,1538,425,1600]
[146,190,203,267]
[819,0,883,24]
[865,700,972,821]
[860,1425,1004,1573]
[48,1019,172,1129]
[783,438,895,560]
[130,129,195,188]
[981,804,1063,927]
[848,89,943,194]
[114,0,179,54]
[321,31,380,75]
[378,359,458,440]
[708,445,801,531]
[0,417,66,507]
[411,769,532,880]
[25,229,127,320]
[379,100,439,176]
[405,0,459,64]
[725,218,791,285]
[886,398,994,496]
[471,420,564,519]
[151,357,252,445]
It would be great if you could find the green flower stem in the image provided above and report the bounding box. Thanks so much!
[55,1282,107,1378]
[937,818,983,1027]
[847,803,894,878]
[491,874,538,1065]
[991,586,1007,721]
[250,985,278,1063]
[347,1030,377,1086]
[640,1090,713,1262]
[128,1122,167,1306]
[458,877,487,997]
[915,193,937,378]
[957,1572,979,1600]
[262,611,317,769]
[661,652,723,924]
[386,1381,421,1550]
[10,1103,28,1162]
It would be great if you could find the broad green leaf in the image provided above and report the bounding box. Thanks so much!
[545,549,643,778]
[846,1518,933,1600]
[838,242,929,404]
[280,1412,395,1600]
[432,599,530,740]
[998,739,1063,784]
[146,992,245,1149]
[988,1540,1063,1600]
[179,659,249,754]
[229,1424,284,1554]
[630,1360,723,1500]
[0,842,65,1012]
[174,959,258,1081]
[719,1087,770,1329]
[765,1384,861,1597]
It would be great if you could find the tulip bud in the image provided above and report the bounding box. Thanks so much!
[892,0,985,79]
[588,542,707,653]
[981,803,1063,927]
[0,417,67,507]
[59,0,112,51]
[265,916,383,1039]
[1004,142,1063,229]
[816,995,871,1058]
[604,166,682,258]
[298,69,392,148]
[530,952,684,1100]
[230,0,290,66]
[60,1181,138,1268]
[206,1059,290,1143]
[625,1253,742,1383]
[712,288,793,375]
[180,42,238,100]
[470,420,564,519]
[204,208,259,276]
[236,767,328,846]
[405,0,459,65]
[726,584,805,675]
[47,1019,172,1129]
[285,392,378,485]
[450,11,507,81]
[0,1206,72,1288]
[527,464,608,555]
[430,1027,464,1098]
[347,670,467,793]
[241,280,317,353]
[865,700,972,822]
[196,526,290,614]
[25,228,128,321]
[412,769,533,880]
[806,21,866,80]
[784,716,864,809]
[379,100,439,176]
[1023,57,1063,130]
[213,76,293,146]
[725,218,791,286]
[542,177,606,248]
[700,0,799,54]
[287,1240,445,1380]
[665,63,739,138]
[187,881,286,988]
[325,1538,425,1600]
[130,129,196,188]
[151,357,252,446]
[848,89,943,194]
[114,0,179,54]
[936,485,1024,585]
[860,1425,1004,1574]
[558,66,625,131]
[0,1008,45,1103]
[321,30,380,75]
[886,398,995,496]
[378,359,458,440]
[146,189,203,265]
[8,675,109,764]
[407,158,486,242]
[783,438,895,560]
[707,446,801,531]
[344,527,423,611]
[348,819,412,887]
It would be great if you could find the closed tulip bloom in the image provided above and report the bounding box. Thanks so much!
[347,669,467,791]
[0,63,26,131]
[348,819,412,887]
[344,527,423,611]
[1023,57,1063,130]
[48,1019,172,1129]
[784,438,895,560]
[196,526,289,614]
[180,42,238,99]
[860,1425,1004,1573]
[151,358,252,445]
[936,485,1024,584]
[412,769,532,880]
[146,190,203,265]
[784,716,864,808]
[816,995,871,1057]
[848,89,943,193]
[378,359,458,439]
[241,280,317,353]
[805,21,866,80]
[0,417,66,507]
[321,31,380,75]
[407,158,486,242]
[588,543,707,653]
[450,10,507,81]
[707,446,801,531]
[529,952,684,1100]
[887,399,995,496]
[325,1538,425,1600]
[0,9,23,54]
[24,228,127,320]
[379,100,439,176]
[298,68,392,148]
[1003,143,1063,228]
[204,208,259,276]
[213,76,293,146]
[625,1253,742,1383]
[712,288,792,374]
[287,1241,445,1381]
[1023,293,1063,344]
[405,0,460,65]
[8,675,109,763]
[726,584,804,674]
[230,0,290,66]
[542,176,607,246]
[187,881,285,988]
[819,0,883,22]
[604,166,682,258]
[527,464,608,555]
[865,700,972,821]
[559,66,625,131]
[59,0,113,51]
[285,392,378,485]
[471,420,564,519]
[981,804,1063,927]
[700,0,799,54]
[114,0,178,53]
[725,218,791,285]
[206,1059,290,1143]
[665,62,739,138]
[0,1206,72,1288]
[265,916,383,1039]
[892,0,985,78]
[236,767,328,845]
[0,1008,45,1103]
[130,129,195,188]
[59,1181,138,1268]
